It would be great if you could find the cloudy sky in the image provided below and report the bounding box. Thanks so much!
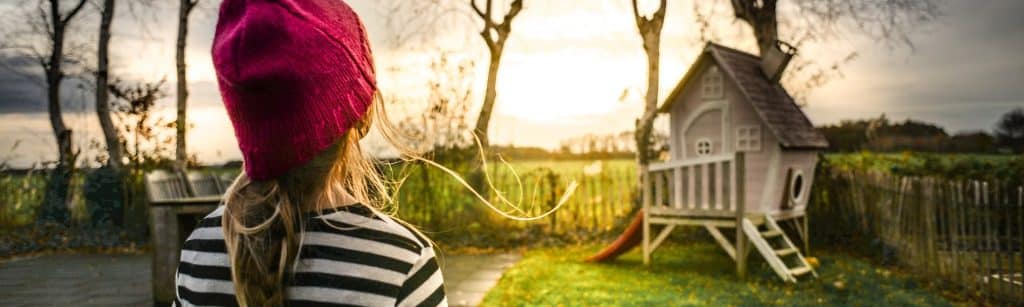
[0,0,1021,168]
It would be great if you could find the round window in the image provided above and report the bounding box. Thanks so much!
[695,138,712,157]
[790,170,805,204]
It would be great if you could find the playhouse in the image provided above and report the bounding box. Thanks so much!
[588,41,828,282]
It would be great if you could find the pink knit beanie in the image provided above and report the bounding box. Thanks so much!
[212,0,376,180]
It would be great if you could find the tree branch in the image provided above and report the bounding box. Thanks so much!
[59,0,88,25]
[630,0,643,30]
[499,0,522,27]
[470,0,486,20]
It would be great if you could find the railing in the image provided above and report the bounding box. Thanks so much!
[644,152,745,218]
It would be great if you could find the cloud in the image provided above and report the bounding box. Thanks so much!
[0,54,45,113]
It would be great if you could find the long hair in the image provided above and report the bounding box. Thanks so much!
[221,98,410,306]
[220,95,575,306]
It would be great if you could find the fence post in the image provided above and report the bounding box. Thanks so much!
[924,178,937,275]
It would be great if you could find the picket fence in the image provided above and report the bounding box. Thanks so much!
[812,170,1024,303]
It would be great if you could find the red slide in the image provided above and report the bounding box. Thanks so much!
[585,210,645,263]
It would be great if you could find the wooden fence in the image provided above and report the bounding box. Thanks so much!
[811,169,1024,303]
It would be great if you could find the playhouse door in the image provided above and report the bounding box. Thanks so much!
[680,108,725,159]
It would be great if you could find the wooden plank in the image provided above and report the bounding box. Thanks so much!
[650,225,676,252]
[924,179,936,274]
[647,206,737,218]
[958,181,969,288]
[715,161,724,211]
[995,182,1006,298]
[688,166,696,209]
[674,167,684,208]
[648,154,732,171]
[734,152,748,278]
[701,164,710,210]
[705,224,736,260]
[150,206,180,305]
[655,172,664,208]
[945,182,956,280]
[983,182,995,299]
[729,161,736,212]
[648,217,736,227]
[149,195,223,206]
[1018,186,1023,299]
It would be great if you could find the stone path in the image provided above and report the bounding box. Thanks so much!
[0,252,520,307]
[439,253,521,307]
[0,254,151,306]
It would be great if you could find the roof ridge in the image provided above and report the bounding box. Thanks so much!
[705,42,760,60]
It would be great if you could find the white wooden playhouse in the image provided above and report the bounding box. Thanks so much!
[642,42,828,282]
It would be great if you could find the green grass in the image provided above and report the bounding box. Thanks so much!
[482,242,961,306]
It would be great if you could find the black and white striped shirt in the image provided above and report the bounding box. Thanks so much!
[174,204,446,307]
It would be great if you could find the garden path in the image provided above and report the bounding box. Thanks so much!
[0,252,519,306]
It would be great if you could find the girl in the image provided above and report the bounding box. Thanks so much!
[174,0,445,306]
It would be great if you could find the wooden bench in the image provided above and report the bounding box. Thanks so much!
[146,170,232,306]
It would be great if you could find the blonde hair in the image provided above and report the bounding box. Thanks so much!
[221,98,406,306]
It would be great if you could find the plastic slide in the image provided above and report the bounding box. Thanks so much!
[584,210,645,263]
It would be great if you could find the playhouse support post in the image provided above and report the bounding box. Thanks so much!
[802,215,810,255]
[642,170,652,265]
[734,152,749,278]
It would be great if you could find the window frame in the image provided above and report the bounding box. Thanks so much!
[790,169,806,204]
[694,138,713,157]
[735,125,762,152]
[701,66,724,99]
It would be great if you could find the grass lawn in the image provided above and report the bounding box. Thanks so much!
[482,242,964,306]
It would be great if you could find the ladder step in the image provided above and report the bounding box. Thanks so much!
[761,229,782,238]
[775,248,798,257]
[789,266,812,277]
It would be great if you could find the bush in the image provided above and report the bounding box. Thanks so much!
[83,166,126,227]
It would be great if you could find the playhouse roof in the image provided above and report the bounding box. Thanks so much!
[659,43,828,150]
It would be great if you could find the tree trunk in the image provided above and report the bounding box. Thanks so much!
[729,0,777,55]
[175,0,194,170]
[40,1,75,224]
[473,51,503,149]
[634,32,660,181]
[96,0,123,172]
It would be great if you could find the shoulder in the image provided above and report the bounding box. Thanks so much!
[313,204,434,252]
[180,206,228,254]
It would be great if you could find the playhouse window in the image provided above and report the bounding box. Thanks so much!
[790,169,806,203]
[735,125,761,152]
[702,67,724,99]
[695,138,713,156]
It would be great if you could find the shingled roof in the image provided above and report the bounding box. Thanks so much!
[660,43,828,149]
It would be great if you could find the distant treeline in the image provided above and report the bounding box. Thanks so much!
[818,109,1024,154]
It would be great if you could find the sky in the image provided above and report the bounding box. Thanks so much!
[0,0,1022,168]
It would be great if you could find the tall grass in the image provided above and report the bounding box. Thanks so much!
[0,169,94,228]
[390,159,638,246]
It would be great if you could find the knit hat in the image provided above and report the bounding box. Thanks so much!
[213,0,376,180]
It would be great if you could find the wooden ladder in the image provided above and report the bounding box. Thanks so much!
[741,214,817,282]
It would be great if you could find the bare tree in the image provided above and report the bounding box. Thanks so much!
[28,0,90,224]
[693,0,940,101]
[94,0,123,173]
[175,0,199,170]
[631,0,667,180]
[727,0,940,54]
[391,52,476,153]
[469,0,523,149]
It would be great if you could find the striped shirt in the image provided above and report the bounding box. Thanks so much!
[174,204,446,307]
